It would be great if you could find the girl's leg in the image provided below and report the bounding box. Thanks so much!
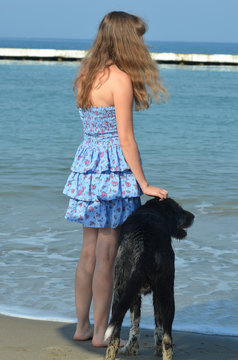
[74,226,98,340]
[92,227,120,347]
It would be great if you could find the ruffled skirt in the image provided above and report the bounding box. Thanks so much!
[63,133,142,228]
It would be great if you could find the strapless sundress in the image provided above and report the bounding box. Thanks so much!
[63,106,142,228]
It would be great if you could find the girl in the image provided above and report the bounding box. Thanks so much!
[63,11,168,347]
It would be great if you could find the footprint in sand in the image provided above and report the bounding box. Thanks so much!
[42,346,72,359]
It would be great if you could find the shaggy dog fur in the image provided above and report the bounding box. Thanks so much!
[105,197,194,360]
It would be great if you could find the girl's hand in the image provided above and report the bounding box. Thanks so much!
[141,184,168,200]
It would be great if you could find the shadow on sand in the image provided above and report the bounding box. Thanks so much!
[57,323,156,359]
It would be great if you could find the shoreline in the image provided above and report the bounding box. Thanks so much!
[1,314,238,360]
[1,311,237,338]
[0,48,238,65]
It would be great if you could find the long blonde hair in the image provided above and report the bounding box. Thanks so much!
[74,11,167,110]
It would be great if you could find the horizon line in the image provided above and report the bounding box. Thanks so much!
[0,36,238,45]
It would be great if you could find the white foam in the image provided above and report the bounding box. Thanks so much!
[0,307,75,324]
[195,202,214,214]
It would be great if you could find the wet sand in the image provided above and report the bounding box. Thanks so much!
[0,314,237,360]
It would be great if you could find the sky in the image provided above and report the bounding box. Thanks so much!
[0,0,237,43]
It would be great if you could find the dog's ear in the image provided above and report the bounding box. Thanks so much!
[169,202,194,240]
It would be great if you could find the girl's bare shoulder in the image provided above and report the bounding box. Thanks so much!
[109,65,133,106]
[109,65,131,84]
[108,65,132,98]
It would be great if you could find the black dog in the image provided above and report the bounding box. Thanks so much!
[105,197,194,360]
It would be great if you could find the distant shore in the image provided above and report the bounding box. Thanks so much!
[1,314,238,360]
[1,48,238,65]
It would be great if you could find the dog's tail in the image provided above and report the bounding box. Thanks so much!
[104,324,115,341]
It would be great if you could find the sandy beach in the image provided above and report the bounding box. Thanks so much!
[0,314,237,360]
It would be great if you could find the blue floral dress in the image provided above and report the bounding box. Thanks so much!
[63,106,142,228]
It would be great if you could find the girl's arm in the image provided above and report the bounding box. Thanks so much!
[112,70,168,200]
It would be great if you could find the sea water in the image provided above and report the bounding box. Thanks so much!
[1,37,238,54]
[0,59,238,336]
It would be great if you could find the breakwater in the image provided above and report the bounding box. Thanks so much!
[0,48,238,65]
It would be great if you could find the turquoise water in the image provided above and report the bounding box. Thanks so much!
[1,37,238,54]
[0,60,238,335]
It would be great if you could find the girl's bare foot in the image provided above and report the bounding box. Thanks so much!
[73,323,93,341]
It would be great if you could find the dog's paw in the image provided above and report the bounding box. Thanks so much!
[119,342,139,356]
[154,346,163,357]
[105,340,120,360]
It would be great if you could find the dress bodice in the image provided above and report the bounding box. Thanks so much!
[79,106,117,135]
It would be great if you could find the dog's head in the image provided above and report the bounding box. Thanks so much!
[145,197,195,239]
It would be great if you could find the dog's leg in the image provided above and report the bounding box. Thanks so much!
[161,294,174,360]
[105,332,120,360]
[105,289,124,360]
[161,283,174,360]
[105,272,144,360]
[162,333,173,360]
[153,278,175,360]
[119,294,141,356]
[153,291,163,357]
